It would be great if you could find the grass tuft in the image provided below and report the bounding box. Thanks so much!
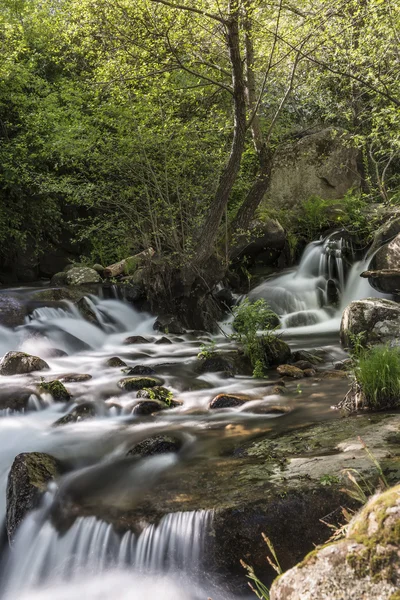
[354,345,400,410]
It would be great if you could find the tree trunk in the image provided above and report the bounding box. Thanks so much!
[192,4,247,268]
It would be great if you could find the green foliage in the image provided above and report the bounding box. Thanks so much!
[231,299,279,378]
[353,345,400,410]
[319,474,340,487]
[197,340,217,360]
[342,437,389,504]
[241,534,282,600]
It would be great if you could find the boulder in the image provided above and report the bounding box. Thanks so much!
[153,316,186,335]
[262,338,291,366]
[270,484,400,600]
[51,267,101,287]
[209,394,249,409]
[361,269,400,295]
[131,400,168,416]
[105,357,127,368]
[368,215,400,257]
[196,354,236,376]
[6,452,61,542]
[363,230,400,293]
[155,336,173,345]
[59,373,92,383]
[230,219,286,260]
[0,295,26,328]
[127,436,182,457]
[38,380,71,402]
[0,388,35,412]
[0,352,49,376]
[53,403,96,426]
[118,376,164,391]
[124,365,156,376]
[277,364,304,379]
[76,297,101,326]
[136,386,176,405]
[265,128,361,209]
[123,335,150,345]
[340,298,400,348]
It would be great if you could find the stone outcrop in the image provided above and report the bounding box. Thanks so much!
[340,298,400,348]
[0,351,49,376]
[266,128,361,209]
[270,484,400,600]
[364,231,400,294]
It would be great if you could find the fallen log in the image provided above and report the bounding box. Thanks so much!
[104,248,155,278]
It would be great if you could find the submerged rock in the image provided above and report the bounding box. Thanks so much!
[59,373,92,383]
[270,484,400,600]
[155,336,173,345]
[341,298,400,348]
[127,436,182,457]
[53,403,96,426]
[118,376,163,391]
[6,452,61,543]
[277,364,304,379]
[76,297,101,326]
[0,388,34,412]
[124,365,156,376]
[38,380,71,402]
[105,357,127,368]
[0,352,49,376]
[209,394,249,409]
[123,335,150,345]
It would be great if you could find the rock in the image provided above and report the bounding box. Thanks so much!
[277,364,304,379]
[42,348,68,358]
[196,355,236,376]
[76,297,101,326]
[92,264,105,274]
[105,357,127,368]
[262,338,291,367]
[38,380,71,402]
[364,230,400,293]
[59,373,92,383]
[292,360,313,370]
[53,403,96,426]
[131,400,168,416]
[6,452,61,542]
[123,335,150,345]
[127,436,182,457]
[265,128,360,210]
[153,315,186,335]
[368,215,400,257]
[30,287,95,304]
[0,388,34,412]
[209,394,249,409]
[322,370,348,379]
[230,219,287,261]
[123,365,156,376]
[340,298,400,348]
[136,386,177,406]
[270,484,400,600]
[0,294,26,328]
[0,352,49,376]
[155,336,173,345]
[213,287,235,310]
[284,311,320,328]
[303,369,317,377]
[51,267,101,287]
[334,359,352,371]
[291,350,324,365]
[118,376,164,391]
[361,268,400,295]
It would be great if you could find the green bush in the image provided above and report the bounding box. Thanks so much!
[354,345,400,409]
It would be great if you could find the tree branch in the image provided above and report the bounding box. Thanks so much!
[150,0,226,24]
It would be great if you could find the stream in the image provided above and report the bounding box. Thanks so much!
[0,233,382,599]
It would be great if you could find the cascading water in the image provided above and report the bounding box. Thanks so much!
[250,231,385,335]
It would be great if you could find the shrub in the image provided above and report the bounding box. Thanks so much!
[354,345,400,410]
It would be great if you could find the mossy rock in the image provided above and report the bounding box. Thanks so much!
[277,364,304,379]
[6,452,61,543]
[131,400,168,416]
[262,338,291,366]
[0,352,49,376]
[136,386,175,405]
[118,376,164,391]
[123,365,156,376]
[127,435,182,457]
[53,403,96,426]
[38,380,71,402]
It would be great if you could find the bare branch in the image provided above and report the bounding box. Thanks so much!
[149,0,226,24]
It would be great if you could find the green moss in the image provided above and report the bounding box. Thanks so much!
[118,376,163,391]
[38,380,71,402]
[24,452,60,490]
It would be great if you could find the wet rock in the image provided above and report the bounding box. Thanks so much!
[209,394,249,409]
[155,336,173,345]
[213,287,235,310]
[292,360,313,371]
[196,354,236,376]
[277,364,304,379]
[92,264,105,274]
[123,336,150,345]
[30,287,95,304]
[0,295,26,328]
[0,352,50,376]
[105,357,127,368]
[362,268,400,295]
[131,400,168,416]
[59,373,92,383]
[153,315,186,335]
[303,369,317,377]
[42,348,68,358]
[340,298,400,348]
[136,386,176,405]
[230,219,287,261]
[76,297,101,326]
[291,350,324,365]
[53,403,96,426]
[270,484,400,600]
[368,215,400,257]
[127,436,182,457]
[0,388,34,412]
[334,359,352,371]
[38,380,71,402]
[6,452,61,542]
[322,370,348,379]
[124,365,156,376]
[284,311,320,328]
[262,338,291,367]
[118,376,164,391]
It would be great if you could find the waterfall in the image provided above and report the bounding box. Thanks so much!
[250,232,384,335]
[1,494,213,598]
